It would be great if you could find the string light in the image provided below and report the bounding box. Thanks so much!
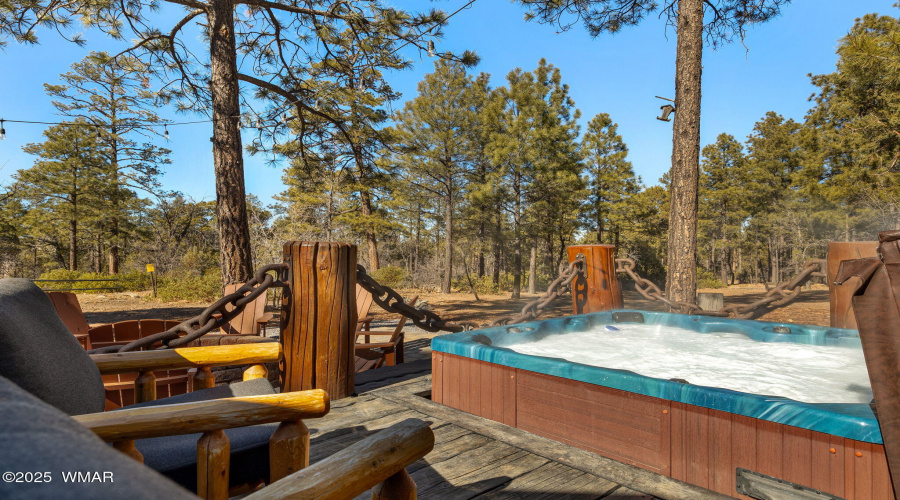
[163,124,169,139]
[427,40,436,57]
[0,119,5,140]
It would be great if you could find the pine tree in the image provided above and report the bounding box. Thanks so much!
[17,121,110,271]
[699,133,747,283]
[390,60,478,293]
[4,0,474,283]
[45,51,169,273]
[582,113,639,245]
[515,0,791,303]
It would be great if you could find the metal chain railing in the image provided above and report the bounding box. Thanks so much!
[89,263,289,353]
[488,257,585,326]
[615,258,827,319]
[356,256,587,333]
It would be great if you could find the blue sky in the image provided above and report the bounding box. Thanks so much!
[0,0,895,206]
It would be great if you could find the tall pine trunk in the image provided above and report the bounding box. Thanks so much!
[492,212,502,286]
[528,241,537,294]
[210,0,253,285]
[665,0,703,305]
[359,188,380,271]
[441,192,452,294]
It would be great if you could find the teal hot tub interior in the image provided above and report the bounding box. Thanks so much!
[432,309,877,443]
[429,310,890,498]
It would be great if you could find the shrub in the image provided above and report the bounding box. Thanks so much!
[371,265,408,289]
[37,269,149,293]
[697,269,727,289]
[156,271,223,302]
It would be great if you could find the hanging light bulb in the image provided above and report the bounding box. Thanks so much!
[96,127,102,139]
[281,113,288,125]
[427,40,436,57]
[0,119,6,140]
[164,124,169,139]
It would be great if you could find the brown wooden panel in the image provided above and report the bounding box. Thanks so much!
[670,401,686,482]
[444,350,460,410]
[810,431,845,498]
[709,409,734,496]
[685,405,711,489]
[458,350,473,414]
[516,370,669,474]
[566,245,623,314]
[755,419,784,479]
[492,362,516,426]
[89,323,115,344]
[111,321,140,342]
[431,352,443,404]
[871,443,894,500]
[782,426,813,490]
[479,358,492,419]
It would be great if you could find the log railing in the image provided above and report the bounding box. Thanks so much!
[91,342,281,404]
[76,390,328,500]
[246,418,434,500]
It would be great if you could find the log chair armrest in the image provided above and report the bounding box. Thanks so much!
[90,343,282,375]
[246,419,434,500]
[257,312,275,324]
[74,390,329,441]
[354,342,397,350]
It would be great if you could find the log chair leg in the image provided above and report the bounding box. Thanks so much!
[134,370,157,403]
[197,429,230,500]
[194,366,216,390]
[269,419,310,483]
[371,468,416,500]
[112,440,144,463]
[243,364,268,381]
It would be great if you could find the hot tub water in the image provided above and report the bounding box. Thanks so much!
[507,324,872,404]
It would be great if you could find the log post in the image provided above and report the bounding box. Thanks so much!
[134,370,157,403]
[269,420,310,482]
[567,245,623,315]
[827,241,878,329]
[243,364,268,381]
[113,440,144,463]
[197,429,230,500]
[280,242,357,399]
[371,469,417,500]
[194,366,216,391]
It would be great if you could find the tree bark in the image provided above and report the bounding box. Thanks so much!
[665,0,703,305]
[441,192,452,294]
[528,241,537,294]
[492,212,501,286]
[209,0,253,285]
[359,188,380,271]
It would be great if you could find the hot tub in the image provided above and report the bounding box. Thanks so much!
[431,310,892,499]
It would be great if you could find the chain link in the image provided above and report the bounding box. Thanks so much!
[488,258,585,326]
[89,263,289,354]
[356,257,586,333]
[615,258,827,319]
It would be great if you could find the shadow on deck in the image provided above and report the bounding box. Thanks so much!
[309,360,729,500]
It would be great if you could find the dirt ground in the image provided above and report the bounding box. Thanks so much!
[79,283,831,327]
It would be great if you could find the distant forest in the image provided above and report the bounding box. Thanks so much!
[2,10,899,296]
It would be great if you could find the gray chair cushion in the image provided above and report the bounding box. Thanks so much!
[129,378,277,491]
[0,279,105,415]
[0,375,194,500]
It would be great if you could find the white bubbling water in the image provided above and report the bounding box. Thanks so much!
[506,324,872,404]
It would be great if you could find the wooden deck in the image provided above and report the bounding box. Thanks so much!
[307,360,730,500]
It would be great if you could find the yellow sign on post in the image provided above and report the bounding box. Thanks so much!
[146,264,155,273]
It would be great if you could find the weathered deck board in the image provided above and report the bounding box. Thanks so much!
[299,364,724,499]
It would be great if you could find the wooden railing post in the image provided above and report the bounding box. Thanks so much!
[280,242,357,399]
[193,366,216,391]
[134,370,157,403]
[243,364,268,381]
[269,420,310,482]
[112,439,144,463]
[371,469,417,499]
[197,429,230,500]
[827,241,878,329]
[566,245,623,315]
